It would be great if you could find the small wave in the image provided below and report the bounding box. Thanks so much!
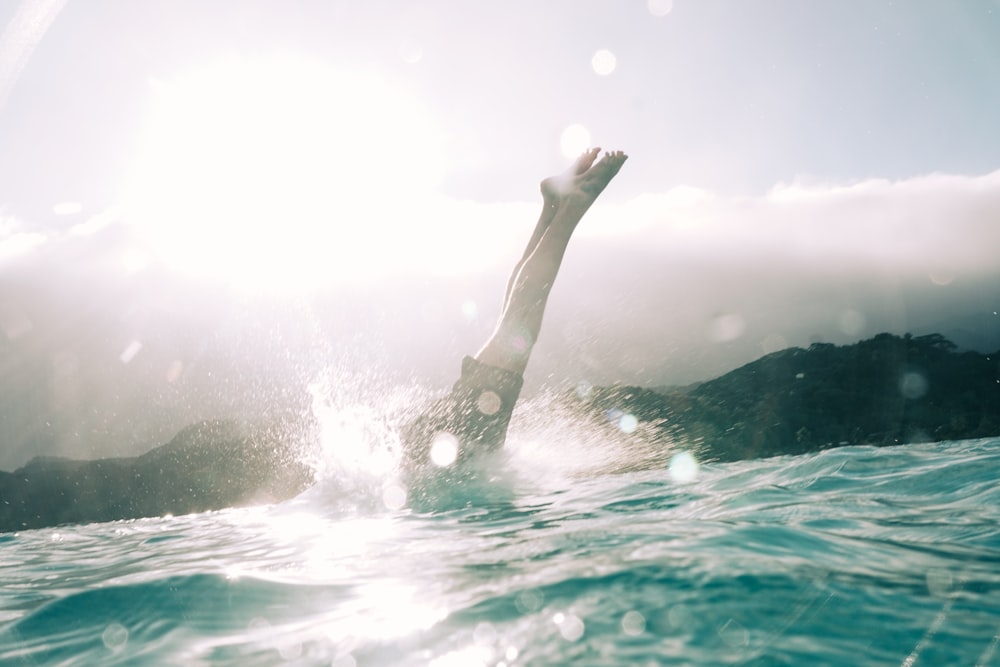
[0,573,353,665]
[2,438,998,665]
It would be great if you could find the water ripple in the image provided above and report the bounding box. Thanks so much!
[1,438,998,665]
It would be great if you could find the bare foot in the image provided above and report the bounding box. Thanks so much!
[541,147,602,205]
[542,150,628,233]
[511,148,625,276]
[542,149,628,216]
[573,150,628,202]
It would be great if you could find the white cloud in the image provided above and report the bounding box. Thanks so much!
[0,231,46,260]
[506,168,1000,386]
[574,168,1000,274]
[0,212,47,261]
[7,167,999,291]
[69,207,121,236]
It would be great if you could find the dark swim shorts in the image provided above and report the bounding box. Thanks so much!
[401,356,524,468]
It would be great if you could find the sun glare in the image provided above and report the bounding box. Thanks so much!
[121,56,447,292]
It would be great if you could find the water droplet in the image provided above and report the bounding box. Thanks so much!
[591,49,617,76]
[899,371,928,400]
[382,482,407,510]
[622,610,646,636]
[120,340,143,364]
[575,380,594,401]
[506,327,534,355]
[515,589,543,613]
[707,313,745,342]
[477,390,502,415]
[669,451,699,483]
[555,612,585,641]
[619,413,639,434]
[461,299,478,321]
[560,124,591,159]
[102,623,128,650]
[430,432,459,467]
[718,618,748,647]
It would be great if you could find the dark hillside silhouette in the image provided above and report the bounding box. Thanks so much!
[578,333,1000,462]
[3,332,997,532]
[0,420,312,533]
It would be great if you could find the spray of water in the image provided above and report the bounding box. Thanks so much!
[291,365,420,514]
[502,388,694,490]
[290,366,697,515]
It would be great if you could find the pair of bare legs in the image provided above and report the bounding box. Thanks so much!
[474,148,628,376]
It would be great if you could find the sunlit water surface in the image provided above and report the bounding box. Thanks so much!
[2,437,999,666]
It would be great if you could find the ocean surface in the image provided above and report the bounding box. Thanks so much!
[1,434,999,666]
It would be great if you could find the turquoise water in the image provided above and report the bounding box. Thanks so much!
[1,436,999,666]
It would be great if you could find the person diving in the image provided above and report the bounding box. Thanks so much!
[400,148,628,480]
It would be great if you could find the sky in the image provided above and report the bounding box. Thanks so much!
[1,0,999,468]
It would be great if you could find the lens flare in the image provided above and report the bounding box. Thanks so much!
[553,612,585,641]
[618,413,639,434]
[119,340,142,364]
[461,299,478,321]
[101,623,128,651]
[707,313,746,343]
[591,49,617,76]
[669,451,699,483]
[515,589,543,613]
[621,610,646,636]
[560,123,591,159]
[899,371,929,400]
[477,390,502,416]
[430,432,459,467]
[382,482,407,510]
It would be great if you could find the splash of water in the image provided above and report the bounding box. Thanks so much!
[295,370,693,515]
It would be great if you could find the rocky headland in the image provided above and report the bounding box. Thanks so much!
[573,332,1000,463]
[0,419,312,533]
[4,332,997,532]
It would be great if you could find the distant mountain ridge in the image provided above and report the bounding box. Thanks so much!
[4,332,998,532]
[576,332,1000,463]
[0,420,312,533]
